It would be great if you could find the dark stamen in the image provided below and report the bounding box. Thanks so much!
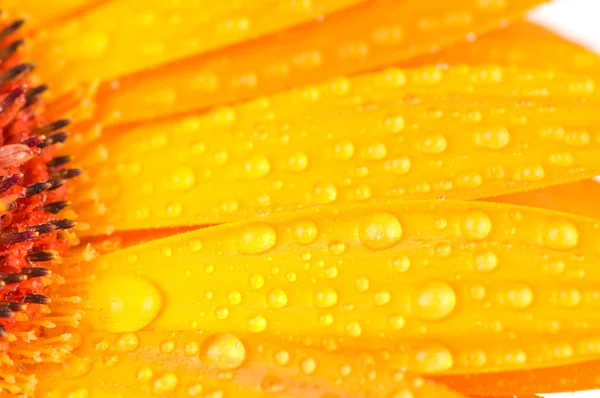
[0,63,35,86]
[22,266,52,277]
[26,250,58,262]
[52,168,81,180]
[0,273,27,284]
[47,155,72,168]
[23,294,51,305]
[0,307,14,318]
[0,173,23,194]
[25,181,53,197]
[0,20,25,41]
[51,219,76,230]
[48,179,66,191]
[22,135,44,147]
[0,324,6,338]
[1,86,24,110]
[0,302,27,312]
[33,119,70,135]
[24,84,49,108]
[28,223,57,235]
[0,39,24,61]
[42,201,70,214]
[39,131,68,148]
[0,231,38,245]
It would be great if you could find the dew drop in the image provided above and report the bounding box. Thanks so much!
[248,273,265,289]
[170,167,196,191]
[374,290,391,306]
[381,114,405,133]
[331,140,355,160]
[247,315,268,333]
[114,333,139,353]
[461,210,492,240]
[236,224,277,254]
[414,281,457,320]
[420,134,447,154]
[300,357,317,375]
[392,256,411,272]
[474,250,498,272]
[228,290,242,305]
[274,350,290,365]
[153,372,179,394]
[474,127,510,149]
[290,220,318,245]
[359,212,403,250]
[388,314,405,330]
[137,366,154,382]
[88,275,162,333]
[313,182,337,203]
[543,218,579,250]
[288,151,309,172]
[410,342,454,373]
[242,154,271,179]
[345,321,362,337]
[314,287,338,308]
[328,241,346,255]
[384,157,411,175]
[266,289,288,308]
[201,334,246,370]
[356,277,370,292]
[504,284,534,309]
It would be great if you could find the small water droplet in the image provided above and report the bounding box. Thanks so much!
[248,273,265,290]
[242,154,271,179]
[114,333,139,353]
[290,220,318,245]
[247,315,268,333]
[461,210,492,240]
[266,289,288,308]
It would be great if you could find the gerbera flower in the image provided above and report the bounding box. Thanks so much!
[1,0,600,397]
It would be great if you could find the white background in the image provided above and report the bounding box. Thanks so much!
[486,1,600,397]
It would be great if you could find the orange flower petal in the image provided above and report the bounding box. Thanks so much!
[406,20,600,74]
[436,359,600,395]
[27,0,364,94]
[93,0,548,125]
[83,200,600,374]
[488,179,600,220]
[74,65,600,233]
[36,330,463,397]
[1,0,102,29]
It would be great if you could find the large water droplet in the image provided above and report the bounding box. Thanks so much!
[88,275,162,333]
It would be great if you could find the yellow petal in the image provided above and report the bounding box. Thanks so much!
[27,0,363,94]
[83,200,600,374]
[1,0,101,29]
[36,330,463,397]
[405,20,600,74]
[93,0,548,125]
[75,65,600,233]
